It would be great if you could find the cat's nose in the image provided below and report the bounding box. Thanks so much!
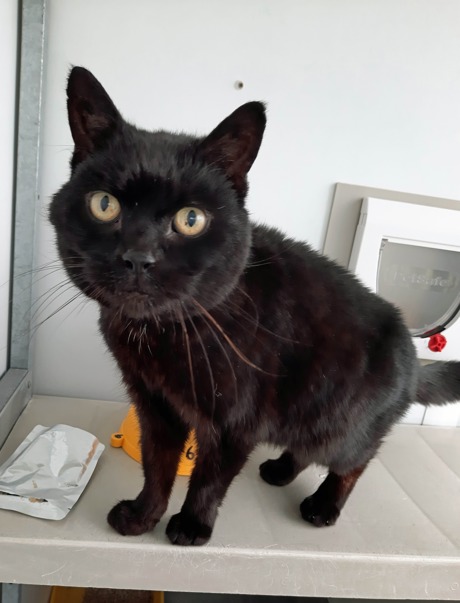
[122,250,155,273]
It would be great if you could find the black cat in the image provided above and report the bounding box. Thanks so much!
[50,67,460,546]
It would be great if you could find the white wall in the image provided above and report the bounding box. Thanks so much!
[0,0,18,377]
[33,0,460,407]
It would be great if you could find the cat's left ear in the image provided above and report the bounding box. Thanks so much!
[67,66,122,170]
[199,102,266,200]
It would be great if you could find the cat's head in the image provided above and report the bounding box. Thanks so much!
[50,67,266,321]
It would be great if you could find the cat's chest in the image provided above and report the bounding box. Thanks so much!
[100,314,235,414]
[103,320,186,384]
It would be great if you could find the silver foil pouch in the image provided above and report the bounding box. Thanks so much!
[0,424,104,520]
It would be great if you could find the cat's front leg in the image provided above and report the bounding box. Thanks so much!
[108,392,187,536]
[166,429,253,546]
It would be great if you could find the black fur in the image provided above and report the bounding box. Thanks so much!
[49,67,460,546]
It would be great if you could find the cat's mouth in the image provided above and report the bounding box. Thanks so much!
[109,289,180,320]
[110,291,154,319]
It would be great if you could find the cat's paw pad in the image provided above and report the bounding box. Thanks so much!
[259,457,296,486]
[300,495,340,527]
[107,500,157,536]
[166,512,212,546]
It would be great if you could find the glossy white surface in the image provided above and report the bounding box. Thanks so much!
[0,396,458,598]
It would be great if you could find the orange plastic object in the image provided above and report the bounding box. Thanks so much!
[111,404,197,476]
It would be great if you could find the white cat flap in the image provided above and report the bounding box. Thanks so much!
[349,197,460,361]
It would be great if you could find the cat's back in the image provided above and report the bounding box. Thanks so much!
[248,222,382,309]
[246,223,412,352]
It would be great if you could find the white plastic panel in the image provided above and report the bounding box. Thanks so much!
[350,197,460,361]
[424,404,460,427]
[349,197,460,426]
[401,403,426,425]
[0,1,18,377]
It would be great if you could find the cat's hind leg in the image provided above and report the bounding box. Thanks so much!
[300,465,366,527]
[259,450,307,486]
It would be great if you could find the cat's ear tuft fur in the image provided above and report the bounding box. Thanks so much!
[67,67,121,170]
[199,102,266,200]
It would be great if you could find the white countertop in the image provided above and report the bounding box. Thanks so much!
[0,395,459,599]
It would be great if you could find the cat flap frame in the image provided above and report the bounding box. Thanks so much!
[349,197,460,361]
[0,0,46,450]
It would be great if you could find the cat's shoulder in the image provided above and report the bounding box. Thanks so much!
[248,222,389,306]
[250,222,345,274]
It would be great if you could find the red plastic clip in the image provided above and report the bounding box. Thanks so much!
[428,333,447,352]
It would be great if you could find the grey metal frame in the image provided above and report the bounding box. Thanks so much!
[0,0,46,600]
[0,0,46,439]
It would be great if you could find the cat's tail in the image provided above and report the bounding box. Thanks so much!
[416,361,460,405]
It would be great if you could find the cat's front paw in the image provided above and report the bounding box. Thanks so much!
[107,499,158,536]
[166,512,212,546]
[300,495,340,527]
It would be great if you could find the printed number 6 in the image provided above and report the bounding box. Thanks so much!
[186,446,195,460]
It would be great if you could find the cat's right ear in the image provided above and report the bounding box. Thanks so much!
[67,67,121,170]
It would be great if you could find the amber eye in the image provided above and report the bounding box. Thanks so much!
[173,207,207,236]
[88,192,121,222]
